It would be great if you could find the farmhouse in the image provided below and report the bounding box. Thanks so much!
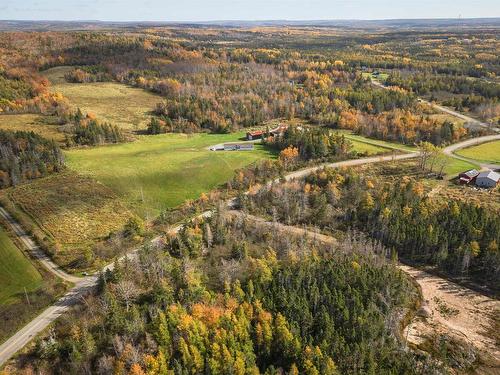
[475,170,500,188]
[246,130,264,140]
[458,169,479,184]
[223,142,254,151]
[246,124,288,140]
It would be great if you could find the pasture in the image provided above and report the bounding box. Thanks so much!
[455,140,500,165]
[43,66,161,132]
[66,133,277,218]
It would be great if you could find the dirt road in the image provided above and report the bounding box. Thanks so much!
[371,79,499,134]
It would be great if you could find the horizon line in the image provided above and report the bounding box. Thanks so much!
[1,16,500,23]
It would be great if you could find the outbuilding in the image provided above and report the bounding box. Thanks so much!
[458,169,479,184]
[223,143,254,151]
[475,170,500,188]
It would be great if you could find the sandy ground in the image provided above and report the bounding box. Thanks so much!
[401,265,500,371]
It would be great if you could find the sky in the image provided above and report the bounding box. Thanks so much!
[0,0,499,22]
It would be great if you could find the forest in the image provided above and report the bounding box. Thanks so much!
[0,24,499,375]
[1,29,483,145]
[0,130,64,187]
[15,212,439,374]
[240,167,500,289]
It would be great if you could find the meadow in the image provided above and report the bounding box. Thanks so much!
[0,226,65,344]
[455,140,500,164]
[0,114,66,142]
[43,67,162,132]
[65,133,277,218]
[4,172,135,271]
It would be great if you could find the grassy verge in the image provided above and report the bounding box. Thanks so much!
[0,225,66,344]
[336,131,417,152]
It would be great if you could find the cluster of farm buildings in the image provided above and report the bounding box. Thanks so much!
[214,125,288,151]
[458,169,500,188]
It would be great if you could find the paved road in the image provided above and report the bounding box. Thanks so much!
[0,133,497,367]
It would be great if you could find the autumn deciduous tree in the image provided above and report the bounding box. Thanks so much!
[279,146,299,168]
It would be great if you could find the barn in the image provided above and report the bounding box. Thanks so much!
[475,170,500,188]
[458,169,479,184]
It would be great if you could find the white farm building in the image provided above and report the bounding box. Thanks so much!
[475,170,500,188]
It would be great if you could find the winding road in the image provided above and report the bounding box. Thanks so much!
[0,133,499,367]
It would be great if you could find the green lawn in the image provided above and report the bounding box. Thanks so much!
[361,72,389,82]
[333,130,417,152]
[43,66,161,132]
[66,133,277,218]
[442,156,479,177]
[455,141,500,165]
[0,226,42,306]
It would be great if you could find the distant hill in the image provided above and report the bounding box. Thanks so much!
[0,18,499,31]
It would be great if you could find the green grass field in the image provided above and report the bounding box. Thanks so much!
[361,72,389,82]
[455,141,500,165]
[43,66,161,132]
[442,156,479,177]
[66,133,277,218]
[0,114,66,142]
[0,225,66,344]
[333,130,418,152]
[0,226,42,306]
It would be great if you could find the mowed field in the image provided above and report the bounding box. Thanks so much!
[0,114,66,142]
[0,226,42,306]
[455,140,500,164]
[43,66,161,131]
[66,133,277,218]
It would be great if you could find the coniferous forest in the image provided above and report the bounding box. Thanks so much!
[0,130,64,187]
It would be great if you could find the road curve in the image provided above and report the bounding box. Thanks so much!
[442,134,500,170]
[371,80,499,133]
